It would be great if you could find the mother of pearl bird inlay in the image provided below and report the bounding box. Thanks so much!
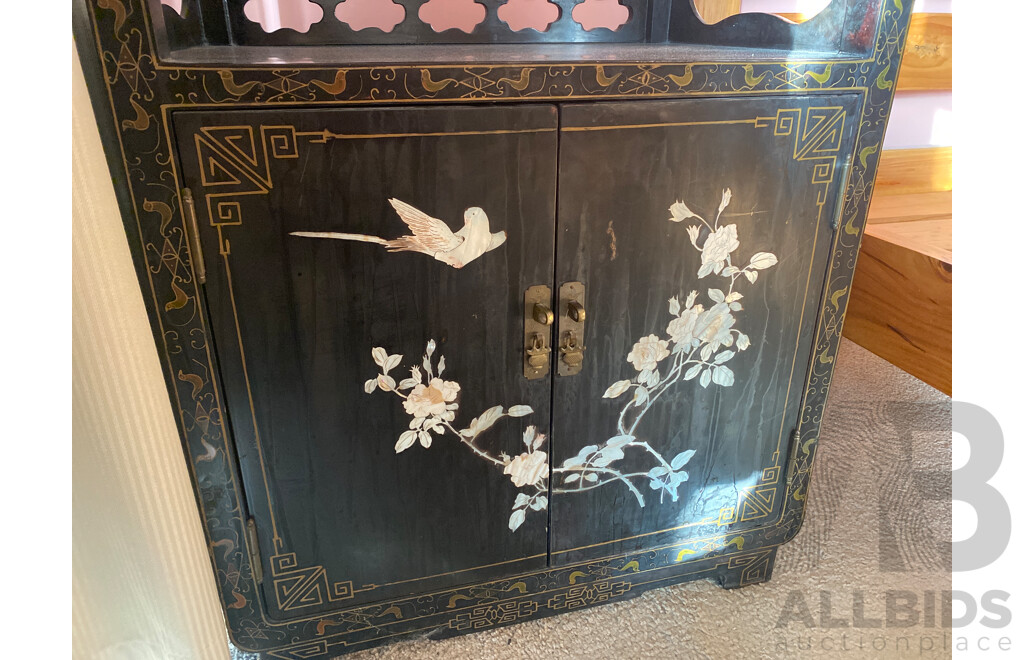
[290,198,507,269]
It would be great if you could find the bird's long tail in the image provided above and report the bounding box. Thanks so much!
[289,231,388,245]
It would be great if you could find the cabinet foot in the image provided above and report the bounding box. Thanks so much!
[714,547,778,590]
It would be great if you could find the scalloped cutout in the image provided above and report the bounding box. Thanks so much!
[418,0,487,34]
[498,0,561,33]
[243,0,324,33]
[571,0,629,32]
[160,0,183,16]
[334,0,406,32]
[694,0,834,25]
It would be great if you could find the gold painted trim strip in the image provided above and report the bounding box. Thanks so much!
[561,119,759,132]
[299,128,558,141]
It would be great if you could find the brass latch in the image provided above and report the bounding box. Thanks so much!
[523,285,553,380]
[557,281,586,376]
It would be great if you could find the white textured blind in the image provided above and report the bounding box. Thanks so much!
[72,45,230,660]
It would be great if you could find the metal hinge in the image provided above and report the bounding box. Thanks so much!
[181,188,206,284]
[246,518,264,584]
[785,427,801,489]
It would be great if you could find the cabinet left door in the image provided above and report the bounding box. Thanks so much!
[172,105,558,620]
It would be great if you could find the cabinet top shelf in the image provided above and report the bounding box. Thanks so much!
[151,0,884,67]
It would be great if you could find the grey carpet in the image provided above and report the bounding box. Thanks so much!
[234,341,952,659]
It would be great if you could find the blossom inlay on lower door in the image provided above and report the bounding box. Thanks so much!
[366,188,778,532]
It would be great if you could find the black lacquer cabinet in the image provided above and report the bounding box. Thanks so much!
[74,0,912,656]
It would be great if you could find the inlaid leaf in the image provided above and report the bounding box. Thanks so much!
[395,430,417,453]
[564,473,581,484]
[364,378,378,394]
[372,347,388,367]
[712,365,735,386]
[607,434,634,448]
[530,495,548,511]
[584,473,598,482]
[708,288,725,303]
[684,364,703,381]
[603,379,632,398]
[418,430,432,448]
[592,447,624,468]
[514,493,530,508]
[377,374,396,392]
[508,405,534,417]
[714,350,735,364]
[509,509,526,532]
[748,252,778,270]
[744,270,758,283]
[699,369,712,388]
[725,291,743,303]
[464,405,504,438]
[736,333,751,350]
[383,353,402,373]
[671,449,696,470]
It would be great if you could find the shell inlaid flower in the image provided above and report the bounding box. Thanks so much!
[504,450,548,488]
[667,305,703,346]
[693,302,736,351]
[699,224,739,276]
[627,335,670,372]
[403,378,459,418]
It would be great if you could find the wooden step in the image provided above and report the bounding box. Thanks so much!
[843,212,952,394]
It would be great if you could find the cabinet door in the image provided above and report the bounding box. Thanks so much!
[173,105,557,618]
[550,95,859,563]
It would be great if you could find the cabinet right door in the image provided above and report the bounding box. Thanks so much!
[550,94,860,563]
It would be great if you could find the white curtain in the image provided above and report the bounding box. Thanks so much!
[72,45,230,660]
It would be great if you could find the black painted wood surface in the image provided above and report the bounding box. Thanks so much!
[173,105,558,618]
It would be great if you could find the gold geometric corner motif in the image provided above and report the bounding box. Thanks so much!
[756,106,846,205]
[270,553,354,612]
[193,125,300,243]
[727,550,775,587]
[717,465,782,526]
